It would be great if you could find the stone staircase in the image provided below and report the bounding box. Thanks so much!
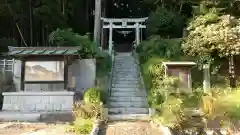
[108,52,149,120]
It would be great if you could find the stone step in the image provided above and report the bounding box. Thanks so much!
[110,97,147,102]
[112,84,139,88]
[113,70,138,73]
[109,101,148,108]
[109,108,149,114]
[111,91,146,97]
[108,114,149,121]
[112,80,139,84]
[113,75,139,78]
[112,78,139,81]
[111,87,140,92]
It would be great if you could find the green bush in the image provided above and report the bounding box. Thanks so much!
[84,88,103,104]
[136,36,183,63]
[66,117,93,134]
[146,7,185,38]
[96,51,112,77]
[73,102,102,119]
[49,29,100,59]
[214,89,240,120]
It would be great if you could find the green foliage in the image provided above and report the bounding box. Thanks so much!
[153,96,183,128]
[49,29,99,58]
[33,0,68,29]
[73,102,102,119]
[0,38,17,54]
[96,51,112,77]
[66,117,93,134]
[136,36,183,63]
[183,12,240,67]
[214,89,240,120]
[146,7,185,37]
[84,88,103,104]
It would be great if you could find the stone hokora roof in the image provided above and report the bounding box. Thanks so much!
[8,47,80,56]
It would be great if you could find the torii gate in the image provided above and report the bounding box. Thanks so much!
[101,17,148,54]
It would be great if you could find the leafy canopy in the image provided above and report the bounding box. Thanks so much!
[146,7,185,38]
[182,11,240,65]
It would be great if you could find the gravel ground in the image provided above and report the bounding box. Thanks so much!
[0,122,75,135]
[98,121,163,135]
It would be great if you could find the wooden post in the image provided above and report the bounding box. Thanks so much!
[94,0,101,46]
[203,64,211,93]
[108,22,113,55]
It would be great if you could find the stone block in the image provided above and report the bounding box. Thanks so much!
[50,96,64,104]
[61,102,73,111]
[36,103,46,111]
[12,104,21,111]
[9,96,19,104]
[41,96,50,104]
[53,104,62,111]
[3,96,11,104]
[29,96,41,103]
[2,104,12,111]
[45,104,54,112]
[23,104,36,111]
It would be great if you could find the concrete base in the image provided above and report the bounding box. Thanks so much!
[0,112,41,122]
[0,111,74,122]
[2,92,74,112]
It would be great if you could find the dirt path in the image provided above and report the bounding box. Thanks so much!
[98,121,163,135]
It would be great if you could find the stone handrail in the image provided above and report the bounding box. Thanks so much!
[132,50,149,108]
[106,42,115,107]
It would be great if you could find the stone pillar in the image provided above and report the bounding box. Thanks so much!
[135,22,140,46]
[108,22,113,55]
[203,64,211,93]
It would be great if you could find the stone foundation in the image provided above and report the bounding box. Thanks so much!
[2,92,74,112]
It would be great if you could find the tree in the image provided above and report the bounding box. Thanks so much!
[182,11,240,87]
[147,7,185,38]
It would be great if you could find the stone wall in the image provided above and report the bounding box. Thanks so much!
[2,92,74,112]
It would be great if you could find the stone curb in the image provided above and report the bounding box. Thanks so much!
[150,121,172,135]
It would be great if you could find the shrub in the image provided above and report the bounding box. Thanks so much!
[49,29,100,59]
[73,102,102,119]
[96,51,112,77]
[66,117,93,134]
[136,37,183,63]
[84,88,103,104]
[214,89,240,120]
[147,7,185,38]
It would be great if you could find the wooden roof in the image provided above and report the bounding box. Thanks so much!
[8,47,79,56]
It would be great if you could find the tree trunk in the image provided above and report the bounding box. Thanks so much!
[229,55,236,88]
[29,0,33,46]
[94,0,101,46]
